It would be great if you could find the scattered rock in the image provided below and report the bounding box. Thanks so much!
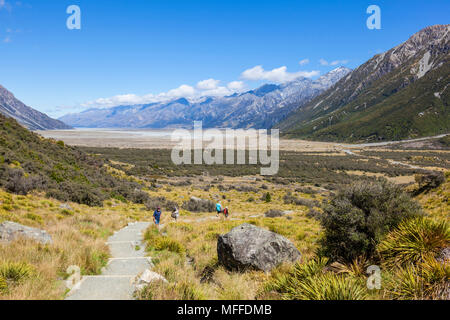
[0,221,53,245]
[59,203,72,211]
[65,265,81,290]
[134,269,167,291]
[217,223,301,272]
[437,247,450,263]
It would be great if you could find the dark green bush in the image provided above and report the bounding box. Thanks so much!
[182,197,215,212]
[318,179,423,262]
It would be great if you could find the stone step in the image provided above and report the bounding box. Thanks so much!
[102,257,152,276]
[107,241,146,258]
[108,230,144,242]
[66,276,136,300]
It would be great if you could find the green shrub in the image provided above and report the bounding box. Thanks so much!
[154,238,185,255]
[386,257,449,300]
[80,248,109,275]
[292,272,367,300]
[378,217,449,266]
[0,275,7,292]
[264,192,271,203]
[175,281,205,300]
[318,180,423,262]
[25,213,43,224]
[0,261,35,283]
[264,258,367,300]
[182,198,215,213]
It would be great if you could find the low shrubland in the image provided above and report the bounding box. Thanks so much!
[0,115,149,206]
[318,179,424,262]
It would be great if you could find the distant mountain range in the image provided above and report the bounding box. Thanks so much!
[277,24,450,142]
[0,85,72,130]
[59,67,351,129]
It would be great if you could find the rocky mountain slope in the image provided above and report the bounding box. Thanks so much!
[0,85,72,130]
[59,67,351,129]
[277,24,450,142]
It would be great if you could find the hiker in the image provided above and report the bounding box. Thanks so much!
[223,207,229,219]
[216,201,222,217]
[171,207,179,221]
[153,207,162,228]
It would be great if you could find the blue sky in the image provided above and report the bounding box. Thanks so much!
[0,0,448,118]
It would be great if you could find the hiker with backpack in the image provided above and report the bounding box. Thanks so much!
[216,201,222,217]
[223,207,230,219]
[171,207,179,222]
[153,207,162,228]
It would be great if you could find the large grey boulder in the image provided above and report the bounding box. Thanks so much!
[0,221,53,245]
[217,223,301,272]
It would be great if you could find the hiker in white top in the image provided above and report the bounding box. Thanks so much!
[171,207,180,221]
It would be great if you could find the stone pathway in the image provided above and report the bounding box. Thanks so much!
[66,222,152,300]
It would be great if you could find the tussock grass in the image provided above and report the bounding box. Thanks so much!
[386,256,449,300]
[262,258,368,300]
[0,189,144,300]
[138,200,321,300]
[378,217,449,266]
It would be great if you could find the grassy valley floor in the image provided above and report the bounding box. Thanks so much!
[0,142,448,300]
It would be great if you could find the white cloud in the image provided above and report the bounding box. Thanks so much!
[227,81,245,91]
[299,59,310,66]
[241,65,319,83]
[3,36,11,43]
[196,78,220,90]
[78,63,318,110]
[166,84,196,98]
[320,59,349,66]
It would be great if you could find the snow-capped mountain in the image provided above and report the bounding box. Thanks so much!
[59,67,351,129]
[277,24,449,142]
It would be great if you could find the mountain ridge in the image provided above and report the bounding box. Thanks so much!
[59,67,351,129]
[0,85,72,130]
[277,24,449,142]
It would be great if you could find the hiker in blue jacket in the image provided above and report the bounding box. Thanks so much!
[153,207,162,228]
[216,201,222,217]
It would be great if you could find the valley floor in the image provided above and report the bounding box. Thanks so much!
[1,132,449,300]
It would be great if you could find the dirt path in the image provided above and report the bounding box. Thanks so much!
[65,222,151,300]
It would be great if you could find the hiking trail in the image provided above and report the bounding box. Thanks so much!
[65,222,152,300]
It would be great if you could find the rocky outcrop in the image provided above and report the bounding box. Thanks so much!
[217,223,301,272]
[0,221,53,245]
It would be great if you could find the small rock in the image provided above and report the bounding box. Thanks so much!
[0,221,53,245]
[217,223,301,272]
[437,247,450,263]
[134,269,167,291]
[59,203,72,211]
